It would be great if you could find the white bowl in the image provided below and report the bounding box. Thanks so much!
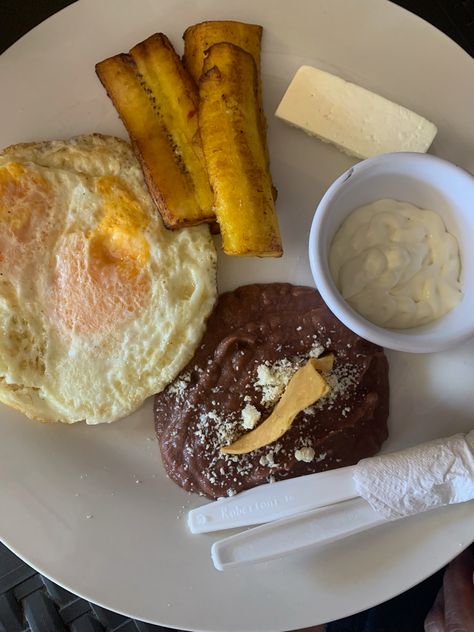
[308,152,474,353]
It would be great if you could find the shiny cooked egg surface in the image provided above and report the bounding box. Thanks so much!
[0,134,217,424]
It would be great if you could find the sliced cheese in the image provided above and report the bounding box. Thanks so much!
[275,65,437,159]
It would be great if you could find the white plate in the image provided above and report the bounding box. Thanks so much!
[0,0,473,630]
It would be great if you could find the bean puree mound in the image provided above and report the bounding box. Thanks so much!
[154,284,389,499]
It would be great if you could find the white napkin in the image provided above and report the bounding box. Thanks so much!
[353,431,474,519]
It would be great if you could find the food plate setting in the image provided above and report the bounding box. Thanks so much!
[0,1,473,631]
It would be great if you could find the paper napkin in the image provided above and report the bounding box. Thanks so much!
[353,431,474,519]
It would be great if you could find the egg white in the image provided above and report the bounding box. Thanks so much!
[0,134,217,423]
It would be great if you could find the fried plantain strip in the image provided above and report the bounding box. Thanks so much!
[129,34,214,224]
[199,43,282,257]
[96,46,213,228]
[183,20,274,196]
[183,21,263,85]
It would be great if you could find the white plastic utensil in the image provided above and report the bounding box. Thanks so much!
[188,465,358,533]
[190,431,474,570]
[211,497,387,570]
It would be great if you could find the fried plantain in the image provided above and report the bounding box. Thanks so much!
[183,20,263,85]
[183,20,274,191]
[199,43,282,257]
[96,35,214,229]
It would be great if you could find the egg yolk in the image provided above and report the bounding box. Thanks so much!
[51,176,151,336]
[90,176,150,272]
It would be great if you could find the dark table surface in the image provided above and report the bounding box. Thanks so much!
[0,2,472,632]
[0,0,473,56]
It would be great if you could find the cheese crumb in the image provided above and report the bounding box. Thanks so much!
[255,360,299,407]
[259,450,277,467]
[254,342,324,407]
[295,447,315,462]
[241,403,261,430]
[168,372,191,397]
[309,343,325,358]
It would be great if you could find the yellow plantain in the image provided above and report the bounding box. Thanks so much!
[183,20,263,85]
[199,42,282,257]
[96,35,214,229]
[183,20,274,192]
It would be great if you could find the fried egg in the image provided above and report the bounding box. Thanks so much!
[0,134,217,423]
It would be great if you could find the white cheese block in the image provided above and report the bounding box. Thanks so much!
[275,65,437,159]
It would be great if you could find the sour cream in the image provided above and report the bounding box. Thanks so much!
[329,199,462,329]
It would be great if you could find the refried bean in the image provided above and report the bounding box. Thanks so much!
[154,284,389,499]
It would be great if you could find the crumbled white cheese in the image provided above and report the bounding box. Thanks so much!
[167,372,191,396]
[254,342,324,407]
[198,410,238,446]
[308,342,325,358]
[241,403,261,430]
[295,447,315,462]
[255,360,298,407]
[259,450,277,467]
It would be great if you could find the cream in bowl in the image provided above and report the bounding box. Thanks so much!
[309,152,474,353]
[328,198,463,329]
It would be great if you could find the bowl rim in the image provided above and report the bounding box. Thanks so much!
[308,152,474,353]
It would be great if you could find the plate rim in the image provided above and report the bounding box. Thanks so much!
[0,1,473,630]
